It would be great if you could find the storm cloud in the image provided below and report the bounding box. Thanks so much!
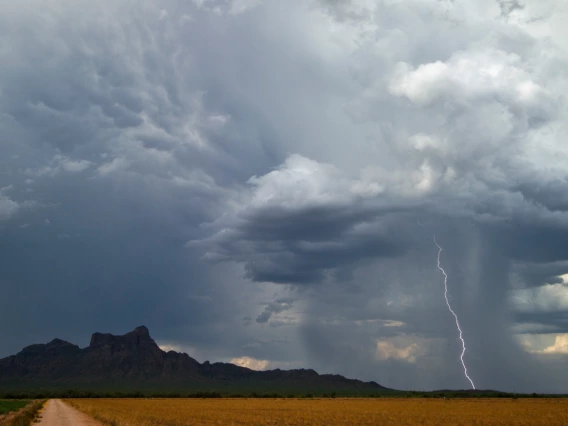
[1,0,568,392]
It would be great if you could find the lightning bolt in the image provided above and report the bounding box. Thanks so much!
[434,235,476,390]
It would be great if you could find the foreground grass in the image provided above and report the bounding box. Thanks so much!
[0,401,29,416]
[0,400,44,426]
[67,397,568,425]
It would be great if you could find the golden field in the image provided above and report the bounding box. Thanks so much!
[66,397,568,425]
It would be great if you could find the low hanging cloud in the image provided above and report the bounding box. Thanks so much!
[194,155,410,284]
[256,298,296,324]
[512,261,568,288]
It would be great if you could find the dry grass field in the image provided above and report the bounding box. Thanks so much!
[66,397,568,425]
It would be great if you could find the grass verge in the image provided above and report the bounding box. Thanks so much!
[0,401,29,416]
[6,400,45,426]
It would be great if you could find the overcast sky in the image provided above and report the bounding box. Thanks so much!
[2,0,568,392]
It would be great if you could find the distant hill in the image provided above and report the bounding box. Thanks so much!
[0,326,387,395]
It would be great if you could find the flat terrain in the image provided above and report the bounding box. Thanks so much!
[67,397,568,425]
[35,399,103,426]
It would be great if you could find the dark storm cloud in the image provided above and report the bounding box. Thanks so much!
[0,0,285,360]
[512,260,568,288]
[515,312,568,333]
[199,201,406,284]
[514,180,568,214]
[505,223,568,263]
[2,0,568,393]
[188,0,568,391]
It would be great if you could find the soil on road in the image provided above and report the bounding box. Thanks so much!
[36,399,103,426]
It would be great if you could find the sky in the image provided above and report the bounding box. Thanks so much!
[1,0,568,392]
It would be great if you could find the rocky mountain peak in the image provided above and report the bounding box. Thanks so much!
[0,326,387,393]
[88,325,161,358]
[133,325,150,336]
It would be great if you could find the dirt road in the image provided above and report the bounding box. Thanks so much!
[35,399,103,426]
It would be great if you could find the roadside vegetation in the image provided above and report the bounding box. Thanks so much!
[0,401,28,416]
[0,400,44,426]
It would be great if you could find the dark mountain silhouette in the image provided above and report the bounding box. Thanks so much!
[0,326,387,394]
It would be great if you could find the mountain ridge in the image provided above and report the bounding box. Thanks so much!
[0,326,387,394]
